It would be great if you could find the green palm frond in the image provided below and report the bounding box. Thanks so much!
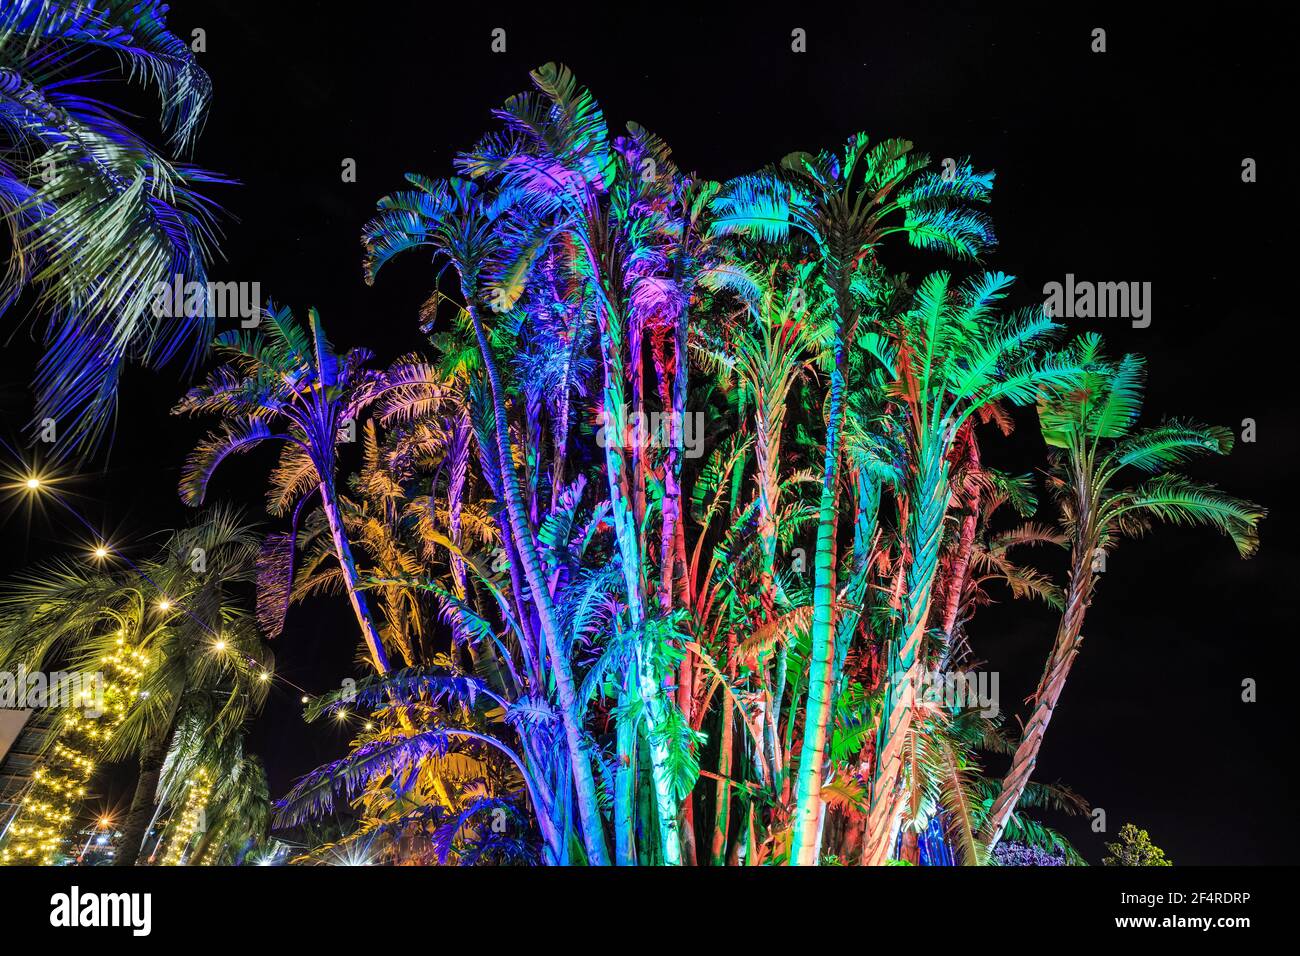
[1107,475,1264,558]
[1107,419,1234,475]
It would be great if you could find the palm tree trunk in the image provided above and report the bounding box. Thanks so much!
[984,540,1094,848]
[940,426,981,638]
[754,390,782,617]
[115,737,168,866]
[467,299,610,865]
[592,293,682,865]
[615,676,638,865]
[863,442,950,865]
[319,481,391,675]
[187,821,219,866]
[655,325,699,864]
[710,628,737,865]
[448,413,508,694]
[789,326,847,865]
[630,314,647,541]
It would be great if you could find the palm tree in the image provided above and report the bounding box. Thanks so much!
[277,668,557,865]
[983,333,1263,848]
[155,719,268,865]
[1,0,227,457]
[697,259,826,617]
[458,66,698,864]
[0,506,269,865]
[857,271,1086,864]
[363,172,611,865]
[712,135,997,864]
[173,303,440,677]
[109,511,269,865]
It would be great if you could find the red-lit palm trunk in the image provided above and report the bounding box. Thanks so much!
[940,425,982,639]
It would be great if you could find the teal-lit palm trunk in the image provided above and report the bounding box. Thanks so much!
[594,296,683,866]
[789,323,846,865]
[865,440,950,864]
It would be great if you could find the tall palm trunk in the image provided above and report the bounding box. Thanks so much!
[659,314,698,864]
[864,441,950,865]
[187,820,218,866]
[592,288,682,865]
[615,675,638,865]
[940,426,981,638]
[754,385,782,617]
[448,412,508,694]
[710,628,738,865]
[985,509,1095,848]
[115,736,169,866]
[467,300,610,865]
[319,480,391,675]
[789,323,847,865]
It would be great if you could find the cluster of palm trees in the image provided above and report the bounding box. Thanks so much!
[0,0,1264,867]
[204,64,1260,865]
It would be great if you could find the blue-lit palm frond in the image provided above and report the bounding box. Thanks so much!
[0,1,224,457]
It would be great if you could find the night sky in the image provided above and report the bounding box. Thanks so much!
[1,3,1291,864]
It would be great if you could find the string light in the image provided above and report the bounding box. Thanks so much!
[159,769,212,866]
[0,639,146,864]
[0,436,330,865]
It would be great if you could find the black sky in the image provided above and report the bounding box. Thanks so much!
[1,2,1292,864]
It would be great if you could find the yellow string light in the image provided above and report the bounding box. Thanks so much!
[0,637,144,865]
[159,769,212,866]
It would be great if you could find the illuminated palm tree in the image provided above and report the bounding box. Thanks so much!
[363,171,611,865]
[173,303,441,677]
[857,271,1086,864]
[712,135,997,864]
[458,65,701,863]
[277,668,553,865]
[0,506,270,865]
[983,334,1263,848]
[697,259,827,616]
[0,0,226,456]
